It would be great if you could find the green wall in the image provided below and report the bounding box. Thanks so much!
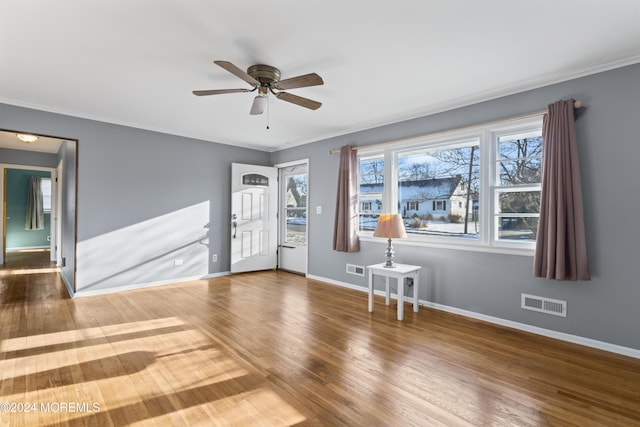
[6,168,51,250]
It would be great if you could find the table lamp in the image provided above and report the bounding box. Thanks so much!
[373,214,407,268]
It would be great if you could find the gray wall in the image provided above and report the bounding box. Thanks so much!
[0,147,58,167]
[271,63,640,351]
[0,103,270,294]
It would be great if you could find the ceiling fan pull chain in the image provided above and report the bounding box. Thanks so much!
[266,95,270,130]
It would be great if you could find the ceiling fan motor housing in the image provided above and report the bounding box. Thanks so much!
[247,64,281,86]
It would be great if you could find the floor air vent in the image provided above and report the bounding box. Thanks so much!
[521,294,567,317]
[346,264,365,276]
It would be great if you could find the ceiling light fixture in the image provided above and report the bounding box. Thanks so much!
[16,133,39,143]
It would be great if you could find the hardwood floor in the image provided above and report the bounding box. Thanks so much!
[1,256,639,426]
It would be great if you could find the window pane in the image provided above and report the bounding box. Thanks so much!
[41,178,52,213]
[359,195,381,231]
[498,133,542,185]
[359,156,384,231]
[285,208,306,244]
[284,173,306,244]
[497,217,538,241]
[498,191,540,214]
[285,174,307,208]
[397,143,479,238]
[359,157,384,184]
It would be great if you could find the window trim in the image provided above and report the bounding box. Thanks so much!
[358,115,544,255]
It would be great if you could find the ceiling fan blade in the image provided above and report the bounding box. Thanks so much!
[192,88,251,96]
[250,95,267,115]
[214,60,259,86]
[275,92,322,110]
[274,73,324,90]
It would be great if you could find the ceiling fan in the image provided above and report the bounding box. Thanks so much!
[193,61,324,115]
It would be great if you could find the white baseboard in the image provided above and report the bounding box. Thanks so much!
[73,271,231,298]
[306,274,640,360]
[59,270,75,298]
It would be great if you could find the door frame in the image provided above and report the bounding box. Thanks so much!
[275,158,309,275]
[1,163,57,264]
[55,160,64,266]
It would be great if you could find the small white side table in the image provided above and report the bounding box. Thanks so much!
[367,263,421,320]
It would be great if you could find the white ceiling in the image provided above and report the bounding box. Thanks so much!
[0,131,62,154]
[1,1,639,152]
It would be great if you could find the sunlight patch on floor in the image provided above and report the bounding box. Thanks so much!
[0,317,187,352]
[0,267,60,276]
[0,315,305,426]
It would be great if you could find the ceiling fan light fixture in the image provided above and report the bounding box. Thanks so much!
[250,94,268,115]
[16,133,39,143]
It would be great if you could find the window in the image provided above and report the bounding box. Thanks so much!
[397,139,479,238]
[283,172,307,245]
[41,178,52,213]
[432,200,448,211]
[358,154,384,231]
[357,116,543,252]
[494,129,542,242]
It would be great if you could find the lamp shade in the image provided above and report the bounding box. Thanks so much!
[373,214,407,239]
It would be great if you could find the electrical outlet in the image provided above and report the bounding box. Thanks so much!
[174,259,184,266]
[212,254,218,262]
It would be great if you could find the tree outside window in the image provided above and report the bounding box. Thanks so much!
[495,131,542,242]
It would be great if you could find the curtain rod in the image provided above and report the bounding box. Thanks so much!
[329,100,582,155]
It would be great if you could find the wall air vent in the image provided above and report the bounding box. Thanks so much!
[346,264,365,277]
[521,294,567,317]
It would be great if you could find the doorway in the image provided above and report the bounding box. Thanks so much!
[0,129,77,294]
[2,166,56,267]
[277,160,308,275]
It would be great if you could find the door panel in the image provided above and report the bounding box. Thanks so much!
[230,163,277,273]
[278,163,308,274]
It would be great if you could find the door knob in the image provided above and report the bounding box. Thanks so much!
[231,214,237,239]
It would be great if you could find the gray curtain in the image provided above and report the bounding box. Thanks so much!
[333,145,360,252]
[25,176,45,230]
[534,99,590,281]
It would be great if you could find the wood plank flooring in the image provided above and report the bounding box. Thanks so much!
[1,252,640,426]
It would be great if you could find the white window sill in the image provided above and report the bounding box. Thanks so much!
[359,234,535,257]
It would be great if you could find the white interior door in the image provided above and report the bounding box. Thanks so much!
[278,163,308,274]
[230,163,278,273]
